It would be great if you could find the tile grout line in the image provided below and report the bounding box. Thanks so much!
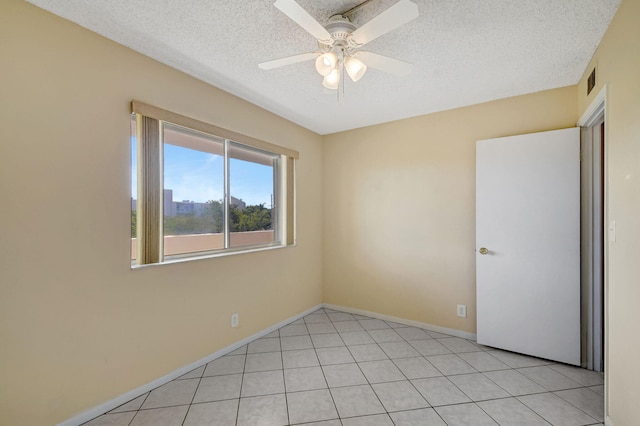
[338,313,416,424]
[335,306,602,424]
[552,389,605,424]
[365,327,450,426]
[124,391,151,426]
[86,306,605,426]
[310,311,342,423]
[516,393,599,426]
[179,358,209,426]
[277,329,292,426]
[473,396,551,426]
[334,309,599,425]
[234,344,250,426]
[327,310,454,425]
[325,310,494,424]
[327,311,389,423]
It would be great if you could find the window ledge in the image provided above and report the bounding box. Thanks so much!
[131,242,295,269]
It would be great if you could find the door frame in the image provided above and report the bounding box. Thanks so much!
[580,119,604,372]
[577,84,608,408]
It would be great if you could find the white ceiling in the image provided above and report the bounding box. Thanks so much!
[27,0,620,135]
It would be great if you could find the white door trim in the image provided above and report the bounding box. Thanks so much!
[579,85,607,127]
[580,122,604,371]
[577,83,609,422]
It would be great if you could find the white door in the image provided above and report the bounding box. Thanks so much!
[476,128,581,365]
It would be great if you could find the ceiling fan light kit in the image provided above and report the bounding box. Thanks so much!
[323,68,341,90]
[315,52,337,76]
[259,0,419,93]
[344,56,367,82]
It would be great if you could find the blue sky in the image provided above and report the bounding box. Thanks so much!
[131,140,274,206]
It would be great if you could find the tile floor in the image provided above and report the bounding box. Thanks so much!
[84,308,605,426]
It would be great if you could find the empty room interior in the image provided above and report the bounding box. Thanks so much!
[1,0,639,425]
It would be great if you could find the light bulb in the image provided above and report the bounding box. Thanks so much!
[315,52,337,76]
[344,56,367,82]
[322,68,340,90]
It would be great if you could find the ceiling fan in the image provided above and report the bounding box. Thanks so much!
[258,0,419,90]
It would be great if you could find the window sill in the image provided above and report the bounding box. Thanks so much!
[131,242,295,269]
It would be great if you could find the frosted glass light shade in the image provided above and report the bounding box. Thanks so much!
[315,52,337,76]
[344,56,367,82]
[322,68,340,90]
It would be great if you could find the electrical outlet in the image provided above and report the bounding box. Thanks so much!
[457,304,467,318]
[231,313,239,328]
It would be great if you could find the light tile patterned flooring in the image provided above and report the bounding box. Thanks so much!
[84,308,604,425]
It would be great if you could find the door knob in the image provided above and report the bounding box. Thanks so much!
[479,247,489,255]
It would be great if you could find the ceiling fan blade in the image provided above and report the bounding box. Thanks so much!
[274,0,333,43]
[258,52,320,70]
[350,0,419,47]
[356,51,413,76]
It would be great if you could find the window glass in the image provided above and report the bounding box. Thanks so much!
[162,123,225,257]
[130,103,295,265]
[229,142,279,247]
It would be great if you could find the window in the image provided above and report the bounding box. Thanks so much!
[131,101,297,266]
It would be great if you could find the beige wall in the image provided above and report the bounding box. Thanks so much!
[577,0,640,424]
[3,0,638,424]
[0,1,323,424]
[322,86,578,334]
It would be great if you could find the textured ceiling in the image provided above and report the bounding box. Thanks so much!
[27,0,620,135]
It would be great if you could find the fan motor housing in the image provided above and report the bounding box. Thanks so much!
[320,15,357,51]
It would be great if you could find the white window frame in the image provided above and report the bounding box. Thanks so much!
[131,101,297,266]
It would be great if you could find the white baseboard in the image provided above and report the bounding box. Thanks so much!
[605,416,613,426]
[57,304,322,426]
[322,303,477,341]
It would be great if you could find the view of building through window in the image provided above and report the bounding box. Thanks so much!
[131,119,278,260]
